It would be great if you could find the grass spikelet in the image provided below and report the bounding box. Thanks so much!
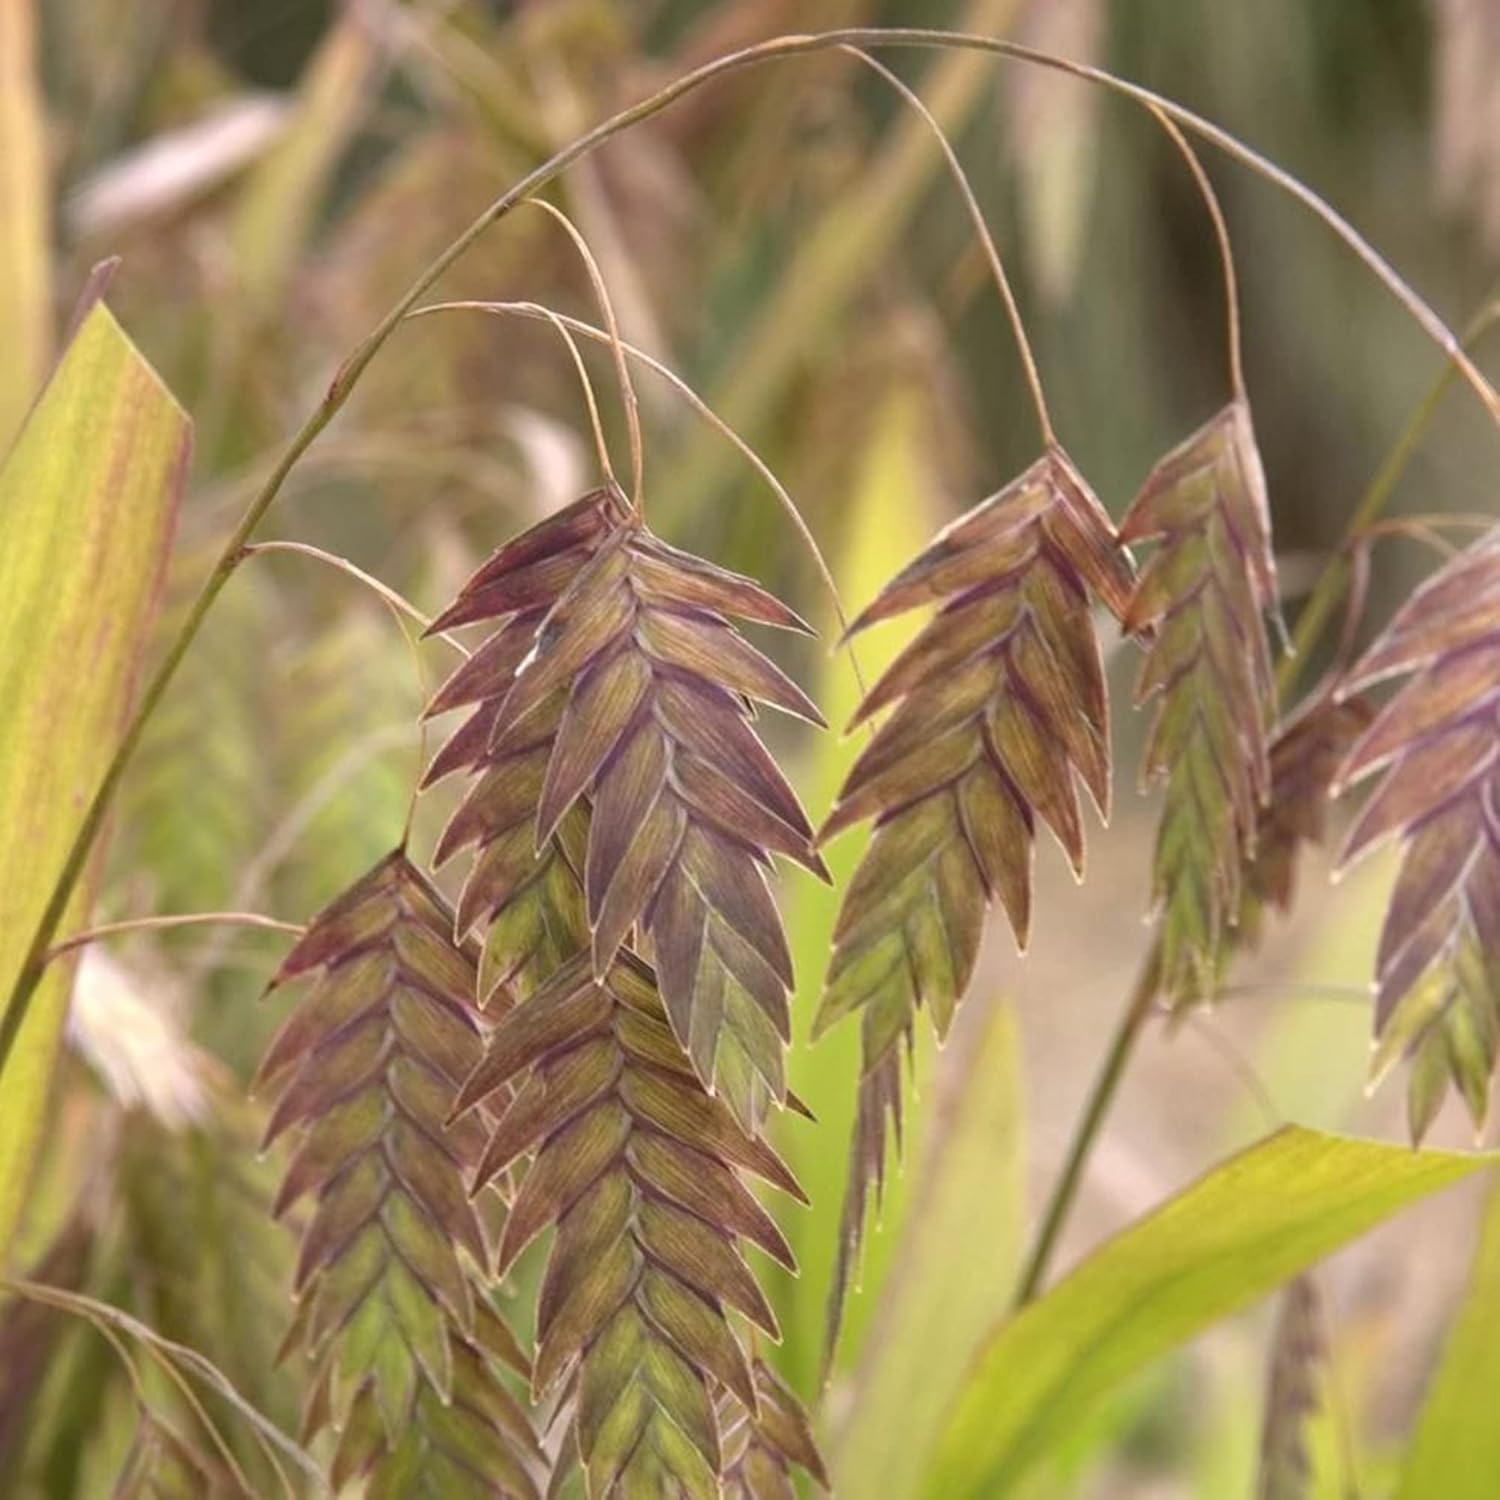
[1238,692,1373,949]
[424,487,631,1005]
[1120,399,1280,999]
[430,486,826,1133]
[257,850,542,1497]
[1332,527,1500,1140]
[813,446,1133,1352]
[450,950,806,1499]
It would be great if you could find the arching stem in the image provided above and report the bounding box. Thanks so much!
[523,200,645,512]
[44,912,303,963]
[844,46,1056,447]
[407,298,868,694]
[1149,105,1246,403]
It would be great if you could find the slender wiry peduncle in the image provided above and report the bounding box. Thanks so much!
[522,200,645,511]
[44,912,304,963]
[1149,105,1246,403]
[844,46,1057,447]
[8,24,1494,1081]
[406,298,869,695]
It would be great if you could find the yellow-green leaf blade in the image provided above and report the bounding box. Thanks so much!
[925,1126,1491,1497]
[0,299,189,1257]
[1396,1172,1500,1499]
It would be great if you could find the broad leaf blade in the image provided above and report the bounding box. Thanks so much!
[832,1000,1023,1500]
[1396,1171,1500,1499]
[0,299,189,1257]
[925,1126,1490,1497]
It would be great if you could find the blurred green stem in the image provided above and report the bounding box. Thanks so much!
[1011,296,1500,1307]
[6,28,1496,1076]
[1013,949,1161,1304]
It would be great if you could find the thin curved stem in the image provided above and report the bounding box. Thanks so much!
[1357,511,1499,540]
[45,911,303,963]
[530,304,618,484]
[1279,294,1500,700]
[843,46,1056,446]
[1176,1008,1282,1129]
[2,1278,319,1495]
[522,199,644,510]
[242,540,469,656]
[1148,104,1245,402]
[240,539,442,843]
[1013,947,1160,1304]
[408,298,868,695]
[11,23,1496,1082]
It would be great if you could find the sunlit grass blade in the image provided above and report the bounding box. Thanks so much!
[0,0,50,452]
[1396,1173,1500,1499]
[772,382,938,1395]
[926,1126,1490,1496]
[0,291,190,1259]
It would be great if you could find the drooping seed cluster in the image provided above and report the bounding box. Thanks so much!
[257,852,543,1497]
[816,445,1134,1350]
[1118,400,1280,1000]
[451,952,804,1495]
[415,487,828,1496]
[1332,528,1500,1139]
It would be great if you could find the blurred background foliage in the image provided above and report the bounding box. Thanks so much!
[4,0,1500,1494]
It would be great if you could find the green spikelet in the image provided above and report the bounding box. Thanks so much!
[1120,400,1280,999]
[450,951,805,1498]
[428,486,825,1133]
[257,850,542,1496]
[814,447,1133,1355]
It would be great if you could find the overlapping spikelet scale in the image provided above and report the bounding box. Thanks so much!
[1332,528,1500,1139]
[427,485,826,1134]
[257,851,542,1497]
[424,488,629,1004]
[450,951,813,1499]
[814,446,1133,1350]
[1119,400,1279,998]
[1238,692,1372,949]
[719,1359,829,1499]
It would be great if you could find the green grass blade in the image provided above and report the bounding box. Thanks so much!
[0,297,190,1258]
[925,1126,1492,1497]
[831,999,1024,1500]
[1395,1171,1500,1499]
